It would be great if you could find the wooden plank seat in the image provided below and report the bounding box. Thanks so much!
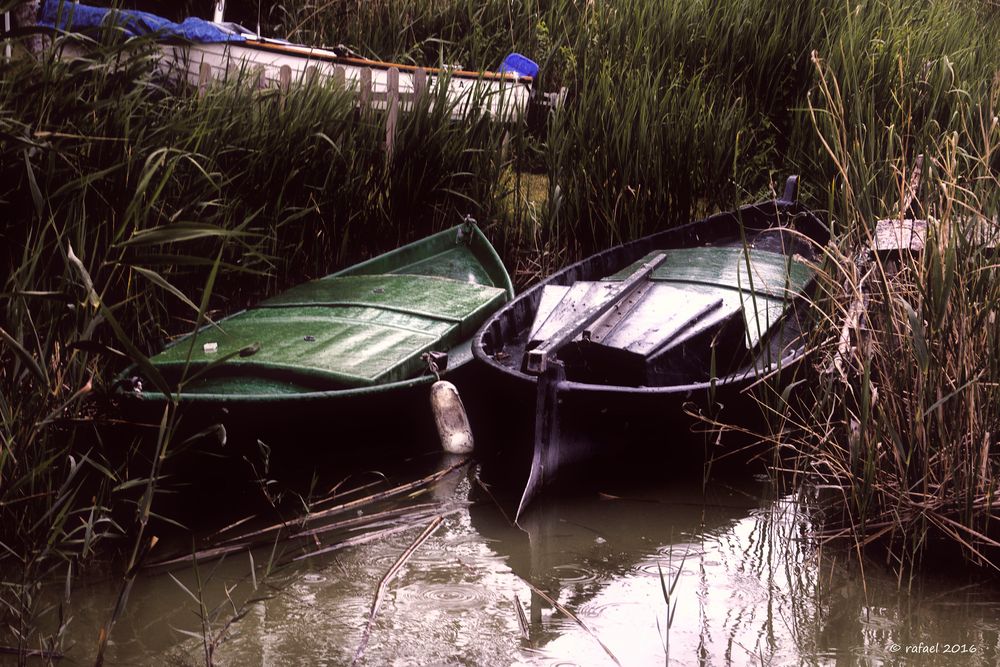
[526,246,814,385]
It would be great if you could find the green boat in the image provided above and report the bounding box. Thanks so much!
[121,221,513,421]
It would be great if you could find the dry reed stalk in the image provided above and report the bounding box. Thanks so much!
[350,516,445,665]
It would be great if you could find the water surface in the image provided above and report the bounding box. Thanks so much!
[58,456,1000,666]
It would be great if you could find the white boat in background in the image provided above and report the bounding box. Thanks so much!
[160,36,535,122]
[37,0,545,123]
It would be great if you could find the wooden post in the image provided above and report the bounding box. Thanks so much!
[333,65,346,90]
[254,64,266,90]
[386,67,399,160]
[414,67,428,106]
[12,1,43,58]
[3,11,11,62]
[304,65,318,86]
[360,67,372,108]
[213,0,226,23]
[197,61,212,97]
[279,64,291,109]
[831,155,924,379]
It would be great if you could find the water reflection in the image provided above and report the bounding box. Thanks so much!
[475,482,816,665]
[57,460,1000,666]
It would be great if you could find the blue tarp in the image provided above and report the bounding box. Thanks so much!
[498,53,538,79]
[39,1,246,43]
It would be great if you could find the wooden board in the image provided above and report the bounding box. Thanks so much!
[871,216,1000,255]
[529,285,572,340]
[589,284,725,355]
[534,246,812,347]
[871,218,926,254]
[607,247,813,299]
[524,254,667,372]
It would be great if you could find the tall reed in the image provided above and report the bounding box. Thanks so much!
[765,51,1000,571]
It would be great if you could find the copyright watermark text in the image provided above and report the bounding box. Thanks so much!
[888,642,978,655]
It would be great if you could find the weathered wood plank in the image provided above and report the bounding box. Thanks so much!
[414,67,427,102]
[278,64,291,109]
[528,285,571,340]
[386,67,399,158]
[871,216,1000,256]
[598,284,725,355]
[871,218,926,254]
[528,282,611,344]
[525,254,667,373]
[360,67,372,107]
[197,61,212,96]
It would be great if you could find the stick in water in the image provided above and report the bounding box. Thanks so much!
[522,579,622,666]
[350,516,445,666]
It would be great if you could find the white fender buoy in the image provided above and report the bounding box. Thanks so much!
[430,380,474,454]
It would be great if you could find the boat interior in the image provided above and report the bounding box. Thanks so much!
[489,214,824,389]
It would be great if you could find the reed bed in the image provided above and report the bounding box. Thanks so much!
[279,0,999,251]
[0,24,507,657]
[2,0,1000,659]
[766,52,1000,573]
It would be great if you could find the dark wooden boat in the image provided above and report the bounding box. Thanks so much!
[119,221,513,436]
[471,177,828,518]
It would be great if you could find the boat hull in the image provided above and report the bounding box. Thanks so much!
[121,342,494,452]
[118,223,513,446]
[158,40,533,121]
[471,179,828,515]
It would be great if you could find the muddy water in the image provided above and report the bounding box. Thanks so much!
[60,457,1000,666]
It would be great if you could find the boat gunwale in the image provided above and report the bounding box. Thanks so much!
[471,193,829,397]
[124,356,447,404]
[223,39,535,85]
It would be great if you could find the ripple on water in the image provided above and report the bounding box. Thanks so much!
[653,544,706,559]
[395,582,491,610]
[369,552,404,569]
[633,561,685,577]
[631,547,706,577]
[551,564,600,586]
[576,598,647,620]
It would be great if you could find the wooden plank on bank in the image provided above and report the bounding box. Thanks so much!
[278,64,291,109]
[414,67,427,102]
[360,67,372,107]
[871,218,927,255]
